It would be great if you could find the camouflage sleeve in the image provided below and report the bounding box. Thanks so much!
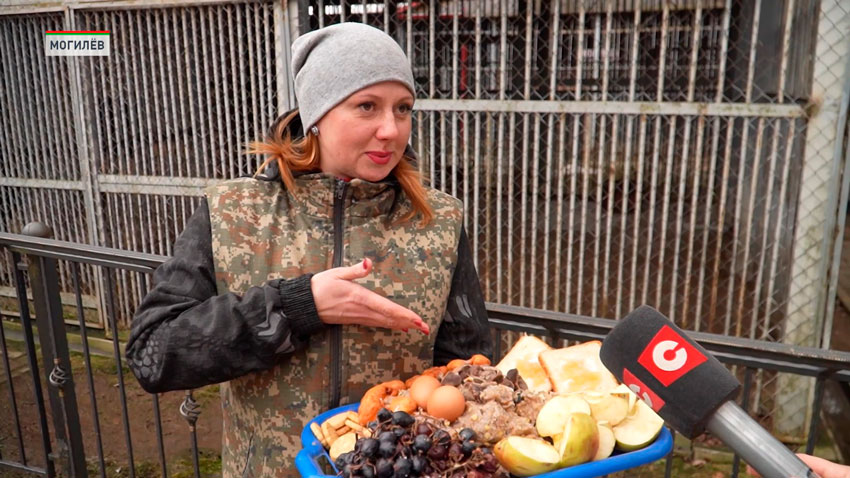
[125,199,324,393]
[433,225,494,366]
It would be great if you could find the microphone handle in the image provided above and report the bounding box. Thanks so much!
[705,401,818,478]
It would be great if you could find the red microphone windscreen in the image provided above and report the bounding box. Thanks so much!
[600,305,741,438]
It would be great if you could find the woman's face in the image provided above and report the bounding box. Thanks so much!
[315,81,414,182]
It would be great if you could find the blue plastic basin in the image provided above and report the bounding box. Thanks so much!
[295,403,673,478]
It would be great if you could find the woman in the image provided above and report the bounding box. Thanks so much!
[126,22,492,476]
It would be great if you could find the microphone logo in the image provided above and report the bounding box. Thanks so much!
[622,367,666,412]
[638,325,707,386]
[652,340,688,371]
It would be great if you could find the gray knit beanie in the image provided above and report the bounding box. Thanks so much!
[291,22,416,131]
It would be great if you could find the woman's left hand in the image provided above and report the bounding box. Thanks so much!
[310,258,430,334]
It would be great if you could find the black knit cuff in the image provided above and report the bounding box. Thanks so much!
[274,274,324,338]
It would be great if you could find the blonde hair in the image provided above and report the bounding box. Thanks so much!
[247,110,433,226]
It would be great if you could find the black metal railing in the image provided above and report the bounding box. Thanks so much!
[0,224,196,478]
[1,223,849,477]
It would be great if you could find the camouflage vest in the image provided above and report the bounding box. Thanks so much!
[205,173,463,477]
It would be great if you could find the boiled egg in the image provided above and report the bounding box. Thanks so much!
[409,375,441,408]
[426,385,466,422]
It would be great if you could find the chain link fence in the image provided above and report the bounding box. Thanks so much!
[1,0,848,440]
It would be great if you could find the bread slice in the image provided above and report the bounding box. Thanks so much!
[495,335,553,392]
[538,341,619,394]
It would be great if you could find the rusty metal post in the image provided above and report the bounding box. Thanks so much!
[22,222,88,478]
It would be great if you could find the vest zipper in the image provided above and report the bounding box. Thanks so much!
[329,178,347,409]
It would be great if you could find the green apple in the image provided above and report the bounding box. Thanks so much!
[584,392,630,426]
[552,412,599,467]
[592,422,616,461]
[494,436,561,477]
[536,395,592,437]
[613,399,664,451]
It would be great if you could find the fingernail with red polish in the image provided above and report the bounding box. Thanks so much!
[402,328,409,333]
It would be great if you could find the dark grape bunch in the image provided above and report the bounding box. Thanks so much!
[334,408,504,478]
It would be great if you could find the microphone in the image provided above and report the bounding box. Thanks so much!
[599,305,818,478]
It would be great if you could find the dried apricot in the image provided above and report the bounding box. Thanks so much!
[387,395,417,414]
[469,354,491,366]
[446,359,468,371]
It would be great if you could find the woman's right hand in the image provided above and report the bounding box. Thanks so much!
[311,258,430,335]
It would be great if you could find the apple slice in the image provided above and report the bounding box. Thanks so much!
[585,392,630,426]
[592,422,616,461]
[612,383,639,414]
[536,395,592,437]
[494,436,561,477]
[613,399,664,451]
[552,412,598,467]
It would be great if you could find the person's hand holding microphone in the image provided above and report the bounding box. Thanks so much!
[311,258,430,335]
[791,456,850,478]
[748,455,850,478]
